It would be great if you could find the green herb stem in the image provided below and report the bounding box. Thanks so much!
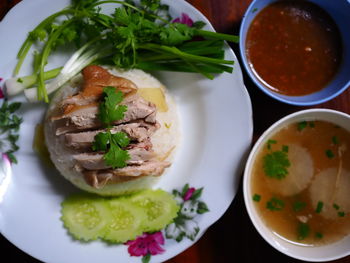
[194,29,239,43]
[18,67,62,89]
[38,19,76,102]
[140,43,234,65]
[91,0,143,13]
[15,9,75,76]
[136,61,232,74]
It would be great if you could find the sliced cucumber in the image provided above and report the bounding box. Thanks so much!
[103,198,146,243]
[61,189,180,243]
[130,189,180,232]
[61,194,111,241]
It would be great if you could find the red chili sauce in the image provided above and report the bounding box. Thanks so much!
[246,1,342,96]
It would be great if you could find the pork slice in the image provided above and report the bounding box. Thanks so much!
[73,146,156,170]
[65,121,159,150]
[52,94,157,135]
[105,160,171,177]
[60,65,138,107]
[83,160,171,188]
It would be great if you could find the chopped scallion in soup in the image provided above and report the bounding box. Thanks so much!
[251,120,350,245]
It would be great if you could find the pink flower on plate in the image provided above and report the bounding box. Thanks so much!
[172,13,194,27]
[126,231,165,262]
[183,187,195,201]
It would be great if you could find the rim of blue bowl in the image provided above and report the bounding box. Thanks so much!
[239,0,350,106]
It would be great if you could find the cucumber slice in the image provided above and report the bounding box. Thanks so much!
[103,198,146,243]
[130,189,180,232]
[61,194,111,241]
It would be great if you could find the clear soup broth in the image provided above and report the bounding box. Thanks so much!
[251,120,350,245]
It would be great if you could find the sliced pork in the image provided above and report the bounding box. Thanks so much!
[73,146,156,170]
[52,94,157,135]
[60,65,137,107]
[65,121,159,150]
[83,161,171,188]
[47,65,172,190]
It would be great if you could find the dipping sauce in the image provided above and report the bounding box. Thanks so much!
[251,120,350,245]
[246,1,342,96]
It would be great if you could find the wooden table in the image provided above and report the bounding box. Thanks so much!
[1,0,349,262]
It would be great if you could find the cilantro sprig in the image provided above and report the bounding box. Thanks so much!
[263,142,290,180]
[92,131,130,168]
[0,100,22,163]
[10,0,239,102]
[98,86,127,126]
[93,87,130,168]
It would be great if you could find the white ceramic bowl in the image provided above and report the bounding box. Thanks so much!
[243,109,350,261]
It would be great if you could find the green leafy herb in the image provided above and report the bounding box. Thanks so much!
[333,203,340,210]
[98,86,127,127]
[332,136,339,145]
[11,0,239,102]
[338,211,345,217]
[266,197,284,211]
[93,131,130,168]
[253,194,261,202]
[297,121,315,131]
[92,86,130,168]
[315,201,324,214]
[263,150,290,179]
[297,121,308,131]
[282,145,289,153]
[325,149,335,159]
[266,139,277,150]
[0,100,22,163]
[297,222,310,240]
[315,232,323,239]
[293,201,306,212]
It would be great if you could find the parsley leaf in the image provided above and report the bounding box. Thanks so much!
[159,23,195,45]
[293,201,306,212]
[266,139,277,150]
[297,121,308,131]
[253,194,261,202]
[104,141,130,168]
[92,86,130,168]
[98,86,127,127]
[266,197,284,211]
[338,211,345,217]
[332,136,339,145]
[325,149,335,159]
[92,131,130,169]
[111,131,130,148]
[92,132,109,151]
[12,0,240,102]
[263,150,290,179]
[0,100,22,163]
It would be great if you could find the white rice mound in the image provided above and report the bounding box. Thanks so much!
[44,67,180,196]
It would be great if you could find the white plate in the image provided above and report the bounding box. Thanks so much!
[0,0,253,262]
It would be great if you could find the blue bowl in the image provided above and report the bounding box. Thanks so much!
[239,0,350,106]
